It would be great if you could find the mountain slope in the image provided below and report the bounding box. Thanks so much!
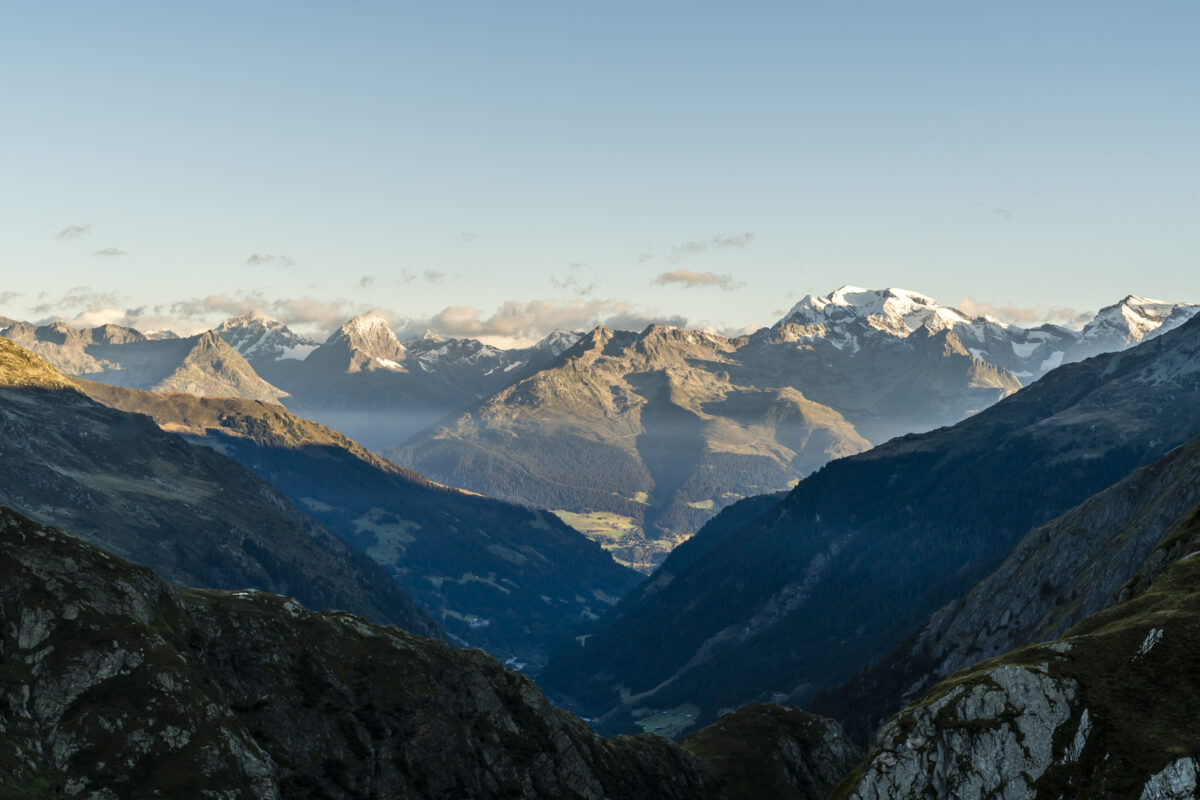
[76,380,640,664]
[0,507,860,800]
[392,324,900,569]
[2,321,286,402]
[836,486,1200,798]
[394,290,1192,571]
[0,336,435,637]
[815,431,1200,742]
[540,311,1200,733]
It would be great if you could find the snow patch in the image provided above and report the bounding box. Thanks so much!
[280,342,318,360]
[1011,340,1041,358]
[1040,350,1065,372]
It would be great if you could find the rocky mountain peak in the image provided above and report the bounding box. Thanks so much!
[1080,294,1199,347]
[90,323,146,345]
[215,312,318,363]
[310,314,406,373]
[534,328,584,356]
[782,286,951,340]
[217,309,280,330]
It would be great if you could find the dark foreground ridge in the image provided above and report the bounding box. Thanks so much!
[0,507,859,800]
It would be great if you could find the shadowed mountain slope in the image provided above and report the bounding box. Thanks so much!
[815,430,1200,743]
[0,507,859,800]
[76,381,640,664]
[835,482,1200,798]
[0,336,435,637]
[391,324,894,569]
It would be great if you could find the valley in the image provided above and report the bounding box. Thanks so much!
[2,287,1198,799]
[8,6,1197,795]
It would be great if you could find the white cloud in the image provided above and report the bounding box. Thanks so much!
[245,253,295,268]
[669,232,754,261]
[652,269,743,290]
[395,297,689,345]
[55,224,91,241]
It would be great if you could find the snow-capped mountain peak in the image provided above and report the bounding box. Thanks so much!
[1080,295,1196,347]
[777,285,1197,385]
[340,313,395,338]
[534,329,584,356]
[318,313,407,371]
[214,313,318,362]
[783,285,945,337]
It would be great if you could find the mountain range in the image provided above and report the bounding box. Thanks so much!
[218,312,582,449]
[539,309,1200,736]
[5,283,1200,797]
[393,288,1197,567]
[0,335,435,638]
[3,287,1194,573]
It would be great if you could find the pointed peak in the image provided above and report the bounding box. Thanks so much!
[534,328,584,355]
[220,309,279,328]
[341,312,393,335]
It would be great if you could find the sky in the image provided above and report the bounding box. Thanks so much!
[2,1,1197,345]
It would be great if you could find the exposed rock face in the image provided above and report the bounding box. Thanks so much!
[1140,758,1199,800]
[848,665,1079,799]
[0,508,856,800]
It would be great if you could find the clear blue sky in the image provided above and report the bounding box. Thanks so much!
[2,1,1197,343]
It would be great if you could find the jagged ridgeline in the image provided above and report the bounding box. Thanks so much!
[0,336,436,637]
[3,290,1194,574]
[0,508,860,799]
[541,310,1200,736]
[75,380,640,665]
[391,289,1197,570]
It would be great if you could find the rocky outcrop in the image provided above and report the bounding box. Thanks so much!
[1140,758,1199,800]
[0,508,857,800]
[847,664,1080,799]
